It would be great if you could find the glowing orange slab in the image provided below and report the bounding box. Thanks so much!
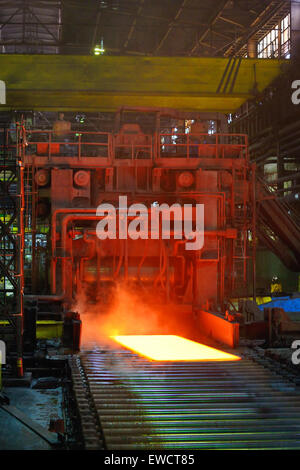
[111,335,240,361]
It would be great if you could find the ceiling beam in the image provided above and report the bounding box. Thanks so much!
[212,29,235,41]
[200,41,218,50]
[218,15,246,29]
[154,0,189,53]
[223,0,288,56]
[0,7,22,30]
[90,4,102,50]
[188,0,232,56]
[26,6,58,42]
[85,6,206,30]
[123,0,145,50]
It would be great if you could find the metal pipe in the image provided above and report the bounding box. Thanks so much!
[96,238,101,290]
[113,240,124,280]
[251,163,257,300]
[137,239,149,282]
[80,231,96,282]
[39,191,225,301]
[16,160,25,377]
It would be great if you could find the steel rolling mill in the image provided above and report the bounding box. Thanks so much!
[0,5,300,451]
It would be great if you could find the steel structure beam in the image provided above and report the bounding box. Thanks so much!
[218,15,246,30]
[0,55,286,113]
[221,0,289,57]
[0,0,61,54]
[90,4,102,52]
[188,0,231,56]
[0,130,24,376]
[154,0,189,53]
[123,0,145,51]
[291,0,300,56]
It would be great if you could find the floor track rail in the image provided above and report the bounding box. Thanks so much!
[71,342,300,450]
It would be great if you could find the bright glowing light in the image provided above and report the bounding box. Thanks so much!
[94,38,105,55]
[94,45,105,55]
[111,335,240,361]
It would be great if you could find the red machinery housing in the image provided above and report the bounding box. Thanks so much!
[22,118,255,347]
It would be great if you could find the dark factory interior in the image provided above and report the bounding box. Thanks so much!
[1,0,300,453]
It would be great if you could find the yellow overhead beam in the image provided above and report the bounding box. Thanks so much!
[0,55,287,113]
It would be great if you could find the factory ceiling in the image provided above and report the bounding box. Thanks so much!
[0,0,291,112]
[60,0,290,57]
[0,0,291,57]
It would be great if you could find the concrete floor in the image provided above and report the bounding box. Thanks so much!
[0,387,62,450]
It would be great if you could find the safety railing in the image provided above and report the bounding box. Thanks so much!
[26,130,112,159]
[1,128,249,161]
[113,133,153,160]
[257,175,300,228]
[158,133,248,159]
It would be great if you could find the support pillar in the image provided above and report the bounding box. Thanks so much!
[291,1,300,58]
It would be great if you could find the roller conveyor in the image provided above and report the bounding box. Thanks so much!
[71,340,300,450]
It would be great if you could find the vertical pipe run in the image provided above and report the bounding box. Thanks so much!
[96,238,101,290]
[124,239,128,281]
[251,163,257,300]
[31,163,37,293]
[16,160,25,377]
[165,244,170,301]
[291,1,300,58]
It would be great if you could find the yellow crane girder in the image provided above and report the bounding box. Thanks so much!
[0,55,288,113]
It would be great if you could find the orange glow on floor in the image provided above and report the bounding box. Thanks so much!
[111,335,241,361]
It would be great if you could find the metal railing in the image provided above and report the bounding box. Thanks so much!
[0,128,248,161]
[113,133,153,160]
[258,175,300,228]
[27,130,111,160]
[158,133,248,159]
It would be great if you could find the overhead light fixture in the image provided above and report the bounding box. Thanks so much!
[94,38,105,56]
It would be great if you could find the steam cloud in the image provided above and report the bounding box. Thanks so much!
[72,282,198,348]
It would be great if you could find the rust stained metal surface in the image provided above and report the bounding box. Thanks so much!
[0,55,287,112]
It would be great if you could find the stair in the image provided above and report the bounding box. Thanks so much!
[257,177,300,271]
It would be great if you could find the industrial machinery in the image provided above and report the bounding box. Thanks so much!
[0,108,255,352]
[2,110,300,452]
[1,2,300,451]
